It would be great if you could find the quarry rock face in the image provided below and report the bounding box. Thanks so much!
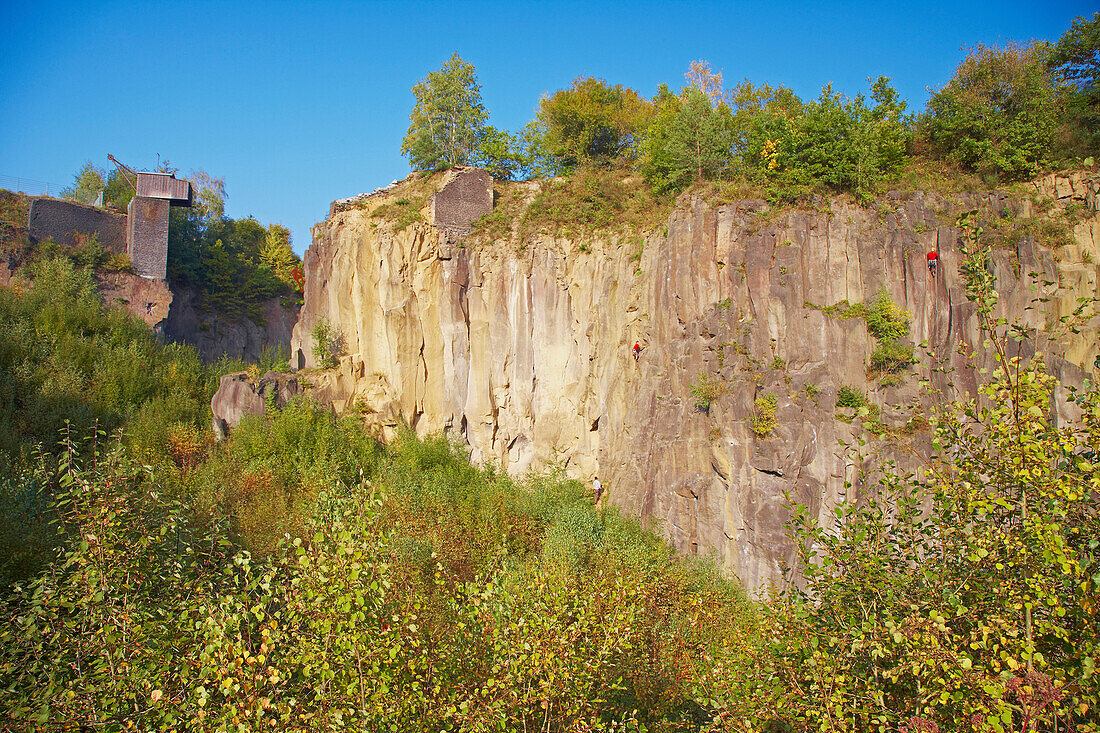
[291,172,1100,592]
[97,271,174,330]
[165,286,300,364]
[211,370,300,440]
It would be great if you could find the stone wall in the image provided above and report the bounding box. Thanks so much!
[27,198,126,252]
[126,196,170,279]
[430,168,493,240]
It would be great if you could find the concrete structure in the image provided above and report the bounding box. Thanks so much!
[27,198,126,252]
[127,172,192,280]
[430,168,493,240]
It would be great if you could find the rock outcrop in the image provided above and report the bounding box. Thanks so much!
[97,271,174,330]
[291,171,1100,592]
[211,370,300,439]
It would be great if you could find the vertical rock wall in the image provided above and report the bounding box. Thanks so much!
[291,173,1099,592]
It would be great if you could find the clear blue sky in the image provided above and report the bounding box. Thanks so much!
[1,0,1093,255]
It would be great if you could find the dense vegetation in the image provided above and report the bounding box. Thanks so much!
[403,15,1098,205]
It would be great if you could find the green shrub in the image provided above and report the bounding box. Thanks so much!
[770,360,1100,731]
[836,384,869,409]
[311,317,342,368]
[870,337,916,373]
[689,373,724,413]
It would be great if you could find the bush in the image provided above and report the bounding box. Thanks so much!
[749,392,778,437]
[870,337,917,373]
[311,317,342,368]
[770,361,1100,731]
[836,384,869,409]
[690,373,724,413]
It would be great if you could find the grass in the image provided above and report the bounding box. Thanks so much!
[520,167,670,240]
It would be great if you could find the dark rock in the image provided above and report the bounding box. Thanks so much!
[211,370,299,439]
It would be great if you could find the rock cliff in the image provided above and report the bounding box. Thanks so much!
[291,171,1099,592]
[164,286,300,363]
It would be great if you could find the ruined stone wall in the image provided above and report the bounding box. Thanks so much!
[430,168,493,239]
[126,197,170,279]
[27,198,126,252]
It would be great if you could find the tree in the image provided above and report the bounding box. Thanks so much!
[401,53,489,171]
[102,169,134,210]
[188,170,226,221]
[537,77,654,170]
[640,85,735,194]
[258,223,302,291]
[922,42,1062,179]
[1048,12,1100,154]
[61,162,106,205]
[1048,12,1100,95]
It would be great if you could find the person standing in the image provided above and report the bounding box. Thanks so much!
[593,475,603,504]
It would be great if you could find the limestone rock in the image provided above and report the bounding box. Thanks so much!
[211,370,300,439]
[291,173,1100,593]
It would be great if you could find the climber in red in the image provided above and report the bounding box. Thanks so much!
[926,249,939,277]
[632,342,641,361]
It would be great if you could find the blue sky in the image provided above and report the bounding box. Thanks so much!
[0,0,1093,255]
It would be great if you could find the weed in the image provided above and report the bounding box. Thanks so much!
[690,373,724,414]
[749,393,778,437]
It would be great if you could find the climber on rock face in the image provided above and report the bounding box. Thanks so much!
[927,249,939,277]
[633,342,641,361]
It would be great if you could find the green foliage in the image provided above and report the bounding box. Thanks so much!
[1048,13,1100,153]
[102,168,134,210]
[689,372,724,413]
[371,194,426,231]
[921,42,1062,180]
[311,317,342,369]
[60,162,105,204]
[864,287,915,373]
[257,224,301,291]
[0,415,755,730]
[168,205,300,323]
[836,384,870,409]
[0,259,213,584]
[770,362,1100,732]
[641,86,736,195]
[0,189,31,257]
[749,392,778,438]
[402,53,489,171]
[870,337,917,374]
[538,76,654,171]
[744,78,911,202]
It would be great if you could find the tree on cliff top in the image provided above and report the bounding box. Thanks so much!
[537,77,654,171]
[401,53,489,171]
